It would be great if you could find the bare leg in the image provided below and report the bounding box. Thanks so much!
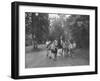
[47,49,49,57]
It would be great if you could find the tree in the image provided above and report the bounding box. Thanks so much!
[25,12,32,46]
[25,12,32,35]
[31,13,49,48]
[49,14,66,40]
[65,15,89,48]
[25,13,49,48]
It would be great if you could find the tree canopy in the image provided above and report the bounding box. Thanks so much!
[31,13,49,43]
[25,12,49,45]
[65,15,89,48]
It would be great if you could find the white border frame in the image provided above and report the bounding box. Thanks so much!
[19,5,95,76]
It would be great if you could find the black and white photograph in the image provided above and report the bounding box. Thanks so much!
[25,13,90,68]
[11,1,97,79]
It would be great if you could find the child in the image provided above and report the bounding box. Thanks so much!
[50,40,58,61]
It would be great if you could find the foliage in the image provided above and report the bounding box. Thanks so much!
[25,13,89,49]
[48,14,66,41]
[66,15,89,48]
[25,12,32,35]
[31,13,49,44]
[25,12,49,46]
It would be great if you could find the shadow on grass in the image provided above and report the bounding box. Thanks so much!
[25,47,46,53]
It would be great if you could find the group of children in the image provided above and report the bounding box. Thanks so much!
[46,39,76,61]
